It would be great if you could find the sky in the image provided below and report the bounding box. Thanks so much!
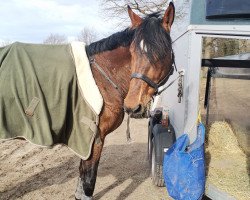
[0,0,120,43]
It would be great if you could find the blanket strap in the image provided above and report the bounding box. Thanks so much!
[25,97,40,117]
[81,116,102,145]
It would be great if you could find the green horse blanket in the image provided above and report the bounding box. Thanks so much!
[0,42,103,160]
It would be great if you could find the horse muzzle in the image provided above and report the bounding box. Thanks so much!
[123,104,148,118]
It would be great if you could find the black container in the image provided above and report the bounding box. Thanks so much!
[152,109,162,125]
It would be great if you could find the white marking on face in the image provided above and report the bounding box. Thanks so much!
[140,40,147,53]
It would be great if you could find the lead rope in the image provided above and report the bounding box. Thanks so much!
[126,114,132,143]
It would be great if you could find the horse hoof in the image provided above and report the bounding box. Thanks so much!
[75,194,93,200]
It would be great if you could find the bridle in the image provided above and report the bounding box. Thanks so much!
[130,51,177,96]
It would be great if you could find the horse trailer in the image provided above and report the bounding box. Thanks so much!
[148,0,250,199]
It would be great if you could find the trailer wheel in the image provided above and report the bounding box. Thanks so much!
[151,139,164,187]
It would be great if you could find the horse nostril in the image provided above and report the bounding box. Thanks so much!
[124,105,142,114]
[132,104,142,114]
[123,106,131,114]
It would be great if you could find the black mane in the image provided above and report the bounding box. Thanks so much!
[86,28,135,57]
[86,12,172,64]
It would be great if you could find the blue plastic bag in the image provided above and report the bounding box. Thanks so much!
[163,123,206,200]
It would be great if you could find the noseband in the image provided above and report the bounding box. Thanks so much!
[131,52,176,95]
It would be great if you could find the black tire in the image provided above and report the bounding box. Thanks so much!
[151,139,164,187]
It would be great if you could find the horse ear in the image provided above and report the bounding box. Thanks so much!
[127,5,142,27]
[162,2,175,31]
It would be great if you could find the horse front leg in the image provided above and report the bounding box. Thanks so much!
[75,142,103,200]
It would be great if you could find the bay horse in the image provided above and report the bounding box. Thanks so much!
[75,2,175,200]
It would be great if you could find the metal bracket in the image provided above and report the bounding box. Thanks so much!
[177,70,185,103]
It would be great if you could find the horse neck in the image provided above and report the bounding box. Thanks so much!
[93,47,131,99]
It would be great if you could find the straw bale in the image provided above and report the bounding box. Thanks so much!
[205,121,250,200]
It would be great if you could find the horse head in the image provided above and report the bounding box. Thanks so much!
[124,2,175,117]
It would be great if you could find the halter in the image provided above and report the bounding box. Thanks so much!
[130,52,176,95]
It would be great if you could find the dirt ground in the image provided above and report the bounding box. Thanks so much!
[0,118,169,200]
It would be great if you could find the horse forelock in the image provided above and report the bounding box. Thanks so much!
[134,13,172,65]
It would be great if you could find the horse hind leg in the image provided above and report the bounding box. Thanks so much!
[75,142,103,200]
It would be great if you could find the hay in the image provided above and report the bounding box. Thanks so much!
[205,121,250,200]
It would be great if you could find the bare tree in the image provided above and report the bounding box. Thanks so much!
[0,39,12,47]
[101,0,167,16]
[77,27,98,45]
[43,33,67,44]
[100,0,190,25]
